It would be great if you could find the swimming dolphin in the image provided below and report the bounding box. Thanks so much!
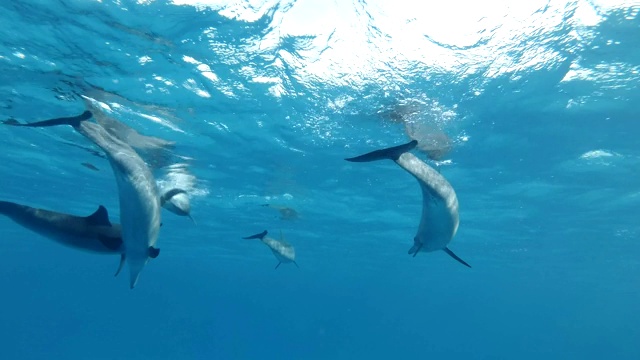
[345,140,470,267]
[0,201,127,275]
[261,203,299,220]
[7,111,162,288]
[243,230,298,269]
[160,188,195,223]
[80,98,195,223]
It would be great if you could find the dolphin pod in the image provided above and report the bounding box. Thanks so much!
[2,108,471,287]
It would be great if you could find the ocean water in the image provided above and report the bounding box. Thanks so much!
[1,0,639,359]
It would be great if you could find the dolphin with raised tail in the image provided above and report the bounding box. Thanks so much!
[0,201,128,276]
[6,111,163,288]
[345,140,470,267]
[243,230,298,269]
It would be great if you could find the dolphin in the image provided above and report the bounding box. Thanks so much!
[160,188,195,223]
[345,140,470,267]
[0,201,128,275]
[7,111,162,288]
[243,230,298,269]
[80,98,195,223]
[261,204,299,220]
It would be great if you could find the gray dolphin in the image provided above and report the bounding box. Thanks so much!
[7,111,162,288]
[345,140,470,267]
[243,230,298,269]
[0,201,128,275]
[81,98,194,222]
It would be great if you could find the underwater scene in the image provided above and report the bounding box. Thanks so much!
[0,0,639,359]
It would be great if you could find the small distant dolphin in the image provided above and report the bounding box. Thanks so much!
[7,111,164,288]
[243,230,298,269]
[261,204,298,220]
[0,201,128,275]
[345,140,470,267]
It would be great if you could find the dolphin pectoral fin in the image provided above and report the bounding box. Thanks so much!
[98,235,123,251]
[243,230,267,240]
[409,243,422,257]
[443,248,471,268]
[148,247,160,259]
[114,254,125,277]
[274,262,281,270]
[188,214,196,225]
[4,111,92,128]
[86,205,112,227]
[293,261,299,268]
[345,140,418,162]
[408,237,422,257]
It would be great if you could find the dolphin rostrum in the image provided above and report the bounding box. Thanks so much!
[0,200,127,276]
[243,230,298,269]
[345,140,470,267]
[7,111,163,288]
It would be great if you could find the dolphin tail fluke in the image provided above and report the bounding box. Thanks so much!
[114,254,125,277]
[443,247,471,268]
[243,230,267,240]
[345,140,418,162]
[4,111,93,128]
[274,262,281,270]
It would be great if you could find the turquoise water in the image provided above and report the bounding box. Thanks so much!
[1,0,639,359]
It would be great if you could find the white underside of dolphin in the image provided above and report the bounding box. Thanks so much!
[11,110,162,288]
[345,140,471,268]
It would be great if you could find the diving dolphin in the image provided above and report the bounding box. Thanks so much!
[81,97,195,222]
[243,230,298,269]
[0,201,128,275]
[345,140,470,267]
[8,111,162,288]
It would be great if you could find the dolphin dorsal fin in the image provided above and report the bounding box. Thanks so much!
[86,205,112,227]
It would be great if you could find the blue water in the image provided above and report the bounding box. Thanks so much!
[1,0,639,359]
